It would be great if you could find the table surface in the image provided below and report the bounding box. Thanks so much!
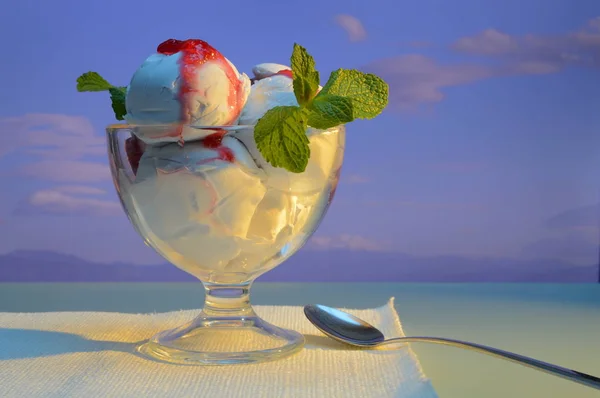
[1,282,599,398]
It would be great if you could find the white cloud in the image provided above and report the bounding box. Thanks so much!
[363,17,600,109]
[18,160,110,182]
[52,185,107,195]
[588,16,600,31]
[334,14,367,42]
[0,114,108,183]
[342,173,368,184]
[308,234,389,251]
[0,113,103,158]
[453,29,518,55]
[16,186,120,217]
[545,204,599,229]
[452,17,600,70]
[363,54,492,109]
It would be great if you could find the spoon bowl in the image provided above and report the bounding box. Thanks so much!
[304,304,384,346]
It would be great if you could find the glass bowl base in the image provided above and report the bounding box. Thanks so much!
[136,313,305,365]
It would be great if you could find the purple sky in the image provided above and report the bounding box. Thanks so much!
[0,0,599,280]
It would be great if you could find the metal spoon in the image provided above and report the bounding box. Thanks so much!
[304,304,600,391]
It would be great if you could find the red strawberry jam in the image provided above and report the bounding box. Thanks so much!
[156,38,246,115]
[201,130,234,162]
[250,69,293,85]
[274,69,293,79]
[125,135,145,174]
[155,39,245,159]
[202,131,227,148]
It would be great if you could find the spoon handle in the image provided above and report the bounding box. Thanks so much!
[383,336,600,391]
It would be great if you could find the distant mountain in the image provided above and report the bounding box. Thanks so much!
[271,250,599,282]
[0,250,195,282]
[0,249,597,282]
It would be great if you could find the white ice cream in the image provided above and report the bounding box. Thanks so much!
[238,75,298,126]
[124,125,344,276]
[125,52,251,144]
[119,60,344,280]
[236,63,336,194]
[252,63,291,79]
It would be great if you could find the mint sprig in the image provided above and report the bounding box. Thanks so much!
[76,72,127,120]
[307,94,354,130]
[254,106,310,173]
[108,87,127,120]
[255,44,389,173]
[318,69,389,119]
[290,44,320,106]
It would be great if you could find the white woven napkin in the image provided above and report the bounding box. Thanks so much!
[0,297,437,398]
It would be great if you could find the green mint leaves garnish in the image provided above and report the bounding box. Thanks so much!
[76,72,127,120]
[254,106,310,173]
[108,87,127,120]
[290,44,320,106]
[307,94,354,130]
[255,44,389,173]
[319,69,389,119]
[76,72,112,91]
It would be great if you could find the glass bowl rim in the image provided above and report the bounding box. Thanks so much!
[105,123,345,133]
[106,123,255,131]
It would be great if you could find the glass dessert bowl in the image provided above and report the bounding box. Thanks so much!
[107,123,345,365]
[81,35,387,365]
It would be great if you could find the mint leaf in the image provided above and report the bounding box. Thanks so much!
[109,87,127,121]
[76,72,112,92]
[254,106,310,173]
[290,43,320,106]
[307,95,354,130]
[293,77,319,106]
[319,69,388,119]
[77,72,127,120]
[291,43,317,80]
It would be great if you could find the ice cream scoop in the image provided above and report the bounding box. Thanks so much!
[129,135,291,275]
[251,63,292,80]
[125,39,251,144]
[239,62,323,126]
[239,74,297,126]
[232,126,343,195]
[235,63,338,193]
